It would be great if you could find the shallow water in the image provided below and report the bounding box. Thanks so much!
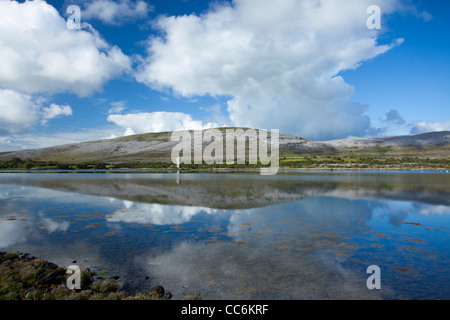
[0,172,449,300]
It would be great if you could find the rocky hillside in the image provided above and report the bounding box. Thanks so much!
[0,129,448,164]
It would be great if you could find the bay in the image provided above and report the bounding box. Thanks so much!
[0,172,448,300]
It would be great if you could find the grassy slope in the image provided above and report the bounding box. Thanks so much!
[0,129,448,169]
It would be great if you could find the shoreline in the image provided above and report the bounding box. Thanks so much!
[0,251,184,301]
[0,167,449,174]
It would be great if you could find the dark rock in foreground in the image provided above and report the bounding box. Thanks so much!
[0,252,172,300]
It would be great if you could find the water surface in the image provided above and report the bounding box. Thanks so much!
[0,172,449,300]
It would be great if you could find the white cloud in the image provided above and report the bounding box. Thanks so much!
[200,104,230,127]
[0,0,131,97]
[410,121,450,134]
[108,101,127,114]
[136,0,403,140]
[107,112,218,135]
[396,2,433,22]
[0,89,74,136]
[0,89,39,135]
[81,0,152,25]
[41,104,73,125]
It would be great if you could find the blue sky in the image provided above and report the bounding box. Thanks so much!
[342,0,450,131]
[0,0,449,151]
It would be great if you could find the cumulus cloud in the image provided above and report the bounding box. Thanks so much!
[0,0,131,97]
[0,89,40,135]
[0,89,74,136]
[135,0,403,140]
[0,0,132,138]
[41,104,73,125]
[107,112,218,135]
[383,109,406,125]
[80,0,153,25]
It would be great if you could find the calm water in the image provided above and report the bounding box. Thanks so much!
[0,172,449,300]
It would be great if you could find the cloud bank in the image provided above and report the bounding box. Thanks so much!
[411,121,450,134]
[0,0,131,136]
[136,0,404,140]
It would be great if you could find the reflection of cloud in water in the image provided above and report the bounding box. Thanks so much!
[1,179,449,299]
[123,200,134,209]
[107,202,221,225]
[0,186,71,248]
[0,215,71,249]
[138,239,390,300]
[0,190,10,199]
[40,217,70,233]
[0,218,27,248]
[227,197,376,241]
[417,205,450,216]
[372,201,450,227]
[135,196,448,299]
[0,210,71,249]
[135,198,395,299]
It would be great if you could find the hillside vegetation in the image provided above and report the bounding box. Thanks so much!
[0,129,448,170]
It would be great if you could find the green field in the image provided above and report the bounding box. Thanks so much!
[1,155,448,171]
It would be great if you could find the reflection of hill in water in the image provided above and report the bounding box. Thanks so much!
[0,173,449,209]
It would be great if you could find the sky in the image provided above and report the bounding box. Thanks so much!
[0,0,449,151]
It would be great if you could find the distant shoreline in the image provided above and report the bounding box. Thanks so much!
[0,167,449,174]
